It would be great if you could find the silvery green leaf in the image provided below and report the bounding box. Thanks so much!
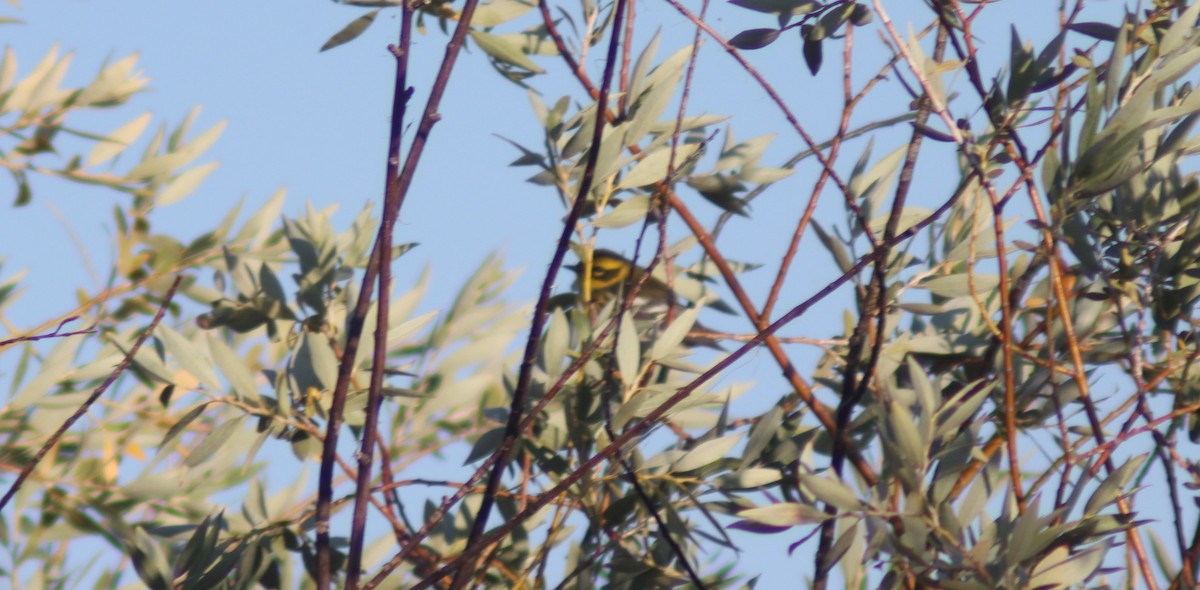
[185,416,244,468]
[159,325,222,391]
[799,472,862,511]
[616,311,641,389]
[649,307,699,360]
[594,194,650,228]
[672,433,742,473]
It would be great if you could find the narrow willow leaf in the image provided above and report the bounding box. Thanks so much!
[919,274,999,298]
[157,161,219,206]
[0,47,15,95]
[626,47,692,144]
[618,143,701,189]
[736,502,830,528]
[1084,454,1145,516]
[386,310,438,347]
[127,120,227,182]
[1160,3,1200,56]
[469,30,544,73]
[616,311,640,389]
[905,356,936,431]
[740,405,782,469]
[206,334,260,403]
[799,473,862,511]
[234,187,286,248]
[717,468,782,489]
[542,307,568,378]
[159,402,212,450]
[803,34,822,75]
[1105,19,1127,109]
[10,336,83,408]
[1029,541,1108,588]
[729,0,820,16]
[935,381,993,439]
[87,112,151,167]
[5,45,60,114]
[301,332,339,391]
[185,416,244,467]
[158,325,222,392]
[672,433,741,473]
[730,28,780,50]
[810,220,853,273]
[465,427,506,464]
[649,306,698,360]
[473,0,536,28]
[320,9,380,52]
[627,31,662,106]
[867,207,932,237]
[1067,22,1119,42]
[594,194,650,228]
[887,398,926,475]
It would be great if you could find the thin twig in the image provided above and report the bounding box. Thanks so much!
[313,0,486,583]
[445,0,631,585]
[343,2,417,587]
[0,276,181,513]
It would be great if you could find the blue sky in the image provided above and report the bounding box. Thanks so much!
[1,0,1153,587]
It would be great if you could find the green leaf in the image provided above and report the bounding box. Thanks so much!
[716,468,782,489]
[687,173,748,215]
[736,502,830,527]
[127,120,226,183]
[473,0,536,28]
[649,307,699,360]
[206,334,260,403]
[1029,541,1109,588]
[728,0,819,17]
[799,472,862,511]
[1084,455,1145,516]
[542,307,568,378]
[625,47,693,145]
[672,433,741,472]
[594,194,650,228]
[157,161,219,206]
[730,28,780,50]
[320,9,380,52]
[919,274,999,298]
[616,311,641,389]
[1105,18,1128,109]
[935,381,992,440]
[87,112,151,167]
[10,335,82,408]
[470,29,544,73]
[619,144,701,188]
[803,31,822,75]
[185,416,244,467]
[0,47,15,95]
[1160,3,1200,56]
[1067,22,1119,42]
[627,32,662,108]
[810,220,853,273]
[5,45,62,114]
[466,427,506,464]
[158,325,223,391]
[740,405,782,469]
[160,402,213,452]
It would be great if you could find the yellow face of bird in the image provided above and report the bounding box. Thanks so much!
[572,250,669,307]
[587,251,634,293]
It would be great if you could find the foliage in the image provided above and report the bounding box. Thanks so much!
[4,1,1200,589]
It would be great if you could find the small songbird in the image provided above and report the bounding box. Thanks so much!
[567,249,724,349]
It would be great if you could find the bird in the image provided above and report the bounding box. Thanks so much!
[566,249,725,349]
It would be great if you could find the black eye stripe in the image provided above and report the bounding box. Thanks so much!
[593,267,617,279]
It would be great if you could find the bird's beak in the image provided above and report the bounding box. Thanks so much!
[565,262,583,273]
